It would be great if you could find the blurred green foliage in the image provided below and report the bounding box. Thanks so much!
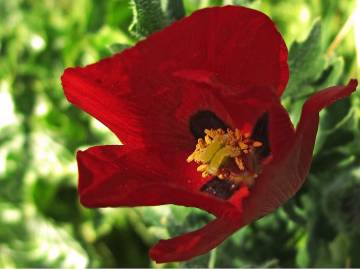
[0,0,359,268]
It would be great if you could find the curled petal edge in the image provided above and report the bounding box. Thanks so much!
[149,79,358,263]
[241,79,358,224]
[76,145,248,220]
[150,217,240,263]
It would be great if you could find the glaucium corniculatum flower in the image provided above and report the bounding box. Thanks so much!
[61,6,358,263]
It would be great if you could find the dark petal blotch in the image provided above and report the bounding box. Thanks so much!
[201,177,239,200]
[251,112,271,158]
[189,110,228,140]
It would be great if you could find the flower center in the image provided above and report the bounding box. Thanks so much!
[187,128,263,187]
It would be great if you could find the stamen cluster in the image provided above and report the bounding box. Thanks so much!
[187,128,263,186]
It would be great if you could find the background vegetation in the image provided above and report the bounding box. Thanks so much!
[0,0,359,268]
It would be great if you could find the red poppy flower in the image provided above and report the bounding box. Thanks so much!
[61,6,358,263]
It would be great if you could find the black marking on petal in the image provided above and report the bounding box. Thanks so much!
[251,112,271,158]
[189,110,228,140]
[200,177,239,200]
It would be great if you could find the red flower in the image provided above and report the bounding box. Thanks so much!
[61,6,358,263]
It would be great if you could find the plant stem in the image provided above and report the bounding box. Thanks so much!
[208,248,217,268]
[355,0,360,72]
[326,11,356,58]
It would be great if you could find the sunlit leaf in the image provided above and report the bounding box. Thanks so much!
[284,20,325,99]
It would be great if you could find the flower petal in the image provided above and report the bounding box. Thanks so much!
[143,6,288,95]
[241,80,358,224]
[62,64,235,151]
[223,86,296,157]
[267,101,296,158]
[152,80,356,263]
[77,145,248,219]
[62,6,288,148]
[149,218,240,263]
[61,66,190,148]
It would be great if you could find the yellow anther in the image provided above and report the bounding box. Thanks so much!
[187,127,264,186]
[235,156,245,171]
[186,153,195,163]
[195,138,205,150]
[235,129,241,140]
[201,171,209,178]
[230,148,241,157]
[218,168,230,178]
[239,142,248,150]
[205,135,212,144]
[253,141,263,147]
[197,164,208,172]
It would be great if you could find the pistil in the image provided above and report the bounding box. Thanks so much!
[187,128,263,186]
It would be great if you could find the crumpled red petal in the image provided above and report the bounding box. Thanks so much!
[149,218,240,263]
[62,66,191,148]
[62,6,288,148]
[221,86,296,157]
[148,80,357,263]
[142,6,288,95]
[267,100,296,158]
[77,144,249,219]
[62,66,237,151]
[241,79,358,224]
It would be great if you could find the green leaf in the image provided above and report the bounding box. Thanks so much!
[314,57,344,89]
[129,0,170,39]
[130,206,212,268]
[311,56,346,155]
[163,0,185,21]
[0,207,89,268]
[329,233,350,267]
[214,212,299,267]
[284,20,325,99]
[107,43,130,54]
[322,167,360,236]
